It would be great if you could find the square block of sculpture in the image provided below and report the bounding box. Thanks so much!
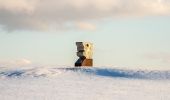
[75,42,93,67]
[76,42,93,59]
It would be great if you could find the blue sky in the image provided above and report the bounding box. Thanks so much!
[0,0,170,69]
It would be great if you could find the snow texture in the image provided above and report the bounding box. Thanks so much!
[0,66,170,100]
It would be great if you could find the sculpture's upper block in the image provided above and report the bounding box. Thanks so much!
[76,42,93,59]
[76,42,93,51]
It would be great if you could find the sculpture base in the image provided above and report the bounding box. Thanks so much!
[75,58,93,67]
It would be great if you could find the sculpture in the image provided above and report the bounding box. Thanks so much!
[75,42,93,67]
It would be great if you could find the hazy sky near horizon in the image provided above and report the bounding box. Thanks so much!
[0,0,170,69]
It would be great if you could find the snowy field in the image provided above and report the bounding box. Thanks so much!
[0,66,170,100]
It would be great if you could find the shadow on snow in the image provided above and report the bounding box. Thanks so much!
[64,67,170,80]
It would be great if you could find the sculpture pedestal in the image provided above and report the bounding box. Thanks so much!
[82,59,93,66]
[75,58,93,67]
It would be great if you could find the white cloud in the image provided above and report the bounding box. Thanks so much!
[0,0,36,13]
[145,53,170,63]
[0,59,32,67]
[0,0,170,31]
[75,22,96,31]
[14,59,32,65]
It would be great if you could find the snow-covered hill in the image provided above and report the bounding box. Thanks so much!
[0,66,170,100]
[1,67,170,80]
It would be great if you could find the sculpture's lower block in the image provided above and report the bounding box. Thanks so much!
[75,58,93,67]
[82,59,93,67]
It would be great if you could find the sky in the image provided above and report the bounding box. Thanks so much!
[0,0,170,69]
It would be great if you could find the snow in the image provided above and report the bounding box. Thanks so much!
[0,66,170,100]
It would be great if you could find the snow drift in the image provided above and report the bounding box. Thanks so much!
[0,67,170,80]
[0,66,170,100]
